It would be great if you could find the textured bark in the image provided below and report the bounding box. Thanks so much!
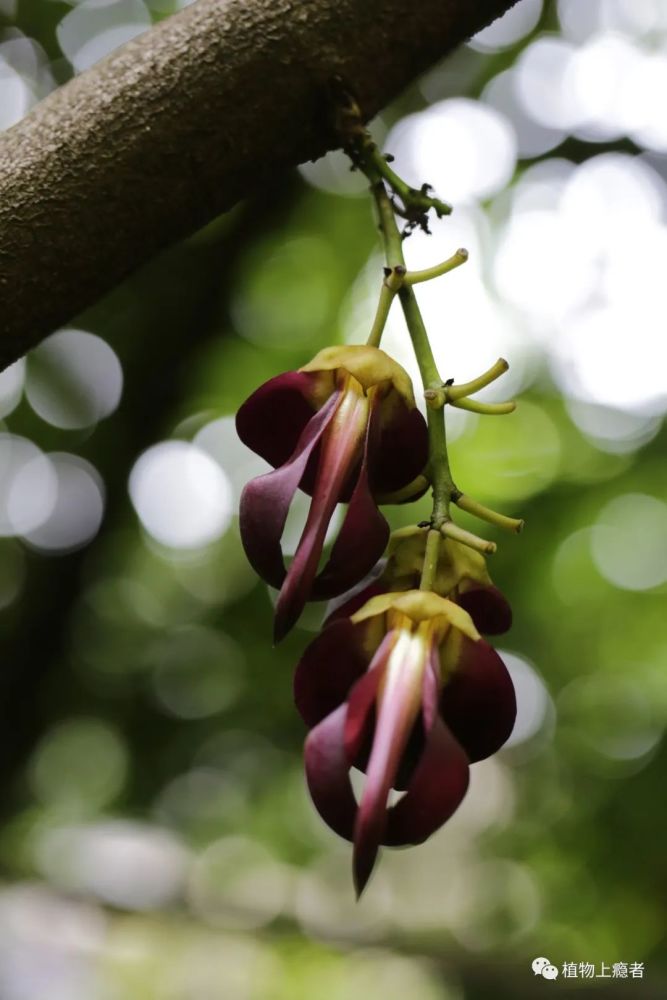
[0,0,517,370]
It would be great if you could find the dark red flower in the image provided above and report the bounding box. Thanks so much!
[236,346,428,641]
[294,590,516,896]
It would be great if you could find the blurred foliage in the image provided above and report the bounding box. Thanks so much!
[0,0,666,998]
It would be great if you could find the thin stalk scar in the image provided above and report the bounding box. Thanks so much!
[405,248,468,285]
[446,358,509,402]
[441,520,497,555]
[454,494,524,534]
[449,397,516,415]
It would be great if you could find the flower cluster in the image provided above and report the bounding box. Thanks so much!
[237,348,518,895]
[236,113,522,896]
[295,581,515,896]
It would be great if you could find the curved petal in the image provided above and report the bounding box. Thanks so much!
[422,645,441,733]
[439,637,516,763]
[310,397,389,601]
[457,582,512,636]
[239,391,340,593]
[345,633,427,793]
[352,627,428,896]
[383,719,469,846]
[371,396,429,495]
[274,390,370,641]
[304,706,357,843]
[344,631,395,760]
[293,619,367,728]
[236,371,321,469]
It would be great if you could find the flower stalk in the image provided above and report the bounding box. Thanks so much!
[404,248,469,285]
[349,133,461,533]
[450,396,516,415]
[236,90,527,898]
[344,109,522,558]
[441,519,497,555]
[419,528,442,590]
[446,357,509,400]
[454,493,524,534]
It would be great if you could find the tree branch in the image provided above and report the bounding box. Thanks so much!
[0,0,517,370]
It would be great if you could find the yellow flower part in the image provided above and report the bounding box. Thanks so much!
[300,344,416,408]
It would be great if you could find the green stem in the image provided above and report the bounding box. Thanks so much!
[405,249,468,285]
[419,529,442,590]
[454,493,524,534]
[398,280,455,524]
[366,280,394,348]
[450,397,516,415]
[446,357,508,400]
[338,103,524,563]
[371,150,452,219]
[441,520,496,555]
[360,156,456,526]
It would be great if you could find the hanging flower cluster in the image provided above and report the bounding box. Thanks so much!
[236,103,524,896]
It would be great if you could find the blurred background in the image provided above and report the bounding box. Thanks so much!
[0,0,666,996]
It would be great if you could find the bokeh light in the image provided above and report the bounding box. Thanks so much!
[558,675,663,774]
[591,493,667,591]
[482,68,566,158]
[22,454,105,553]
[29,718,128,812]
[0,435,57,537]
[385,98,517,204]
[194,415,269,505]
[514,36,580,130]
[451,401,561,503]
[188,836,290,930]
[0,52,31,129]
[150,625,243,719]
[57,0,152,73]
[26,329,123,430]
[501,651,554,748]
[128,441,233,549]
[470,0,543,53]
[298,148,371,197]
[36,821,190,910]
[231,236,337,351]
[0,360,25,419]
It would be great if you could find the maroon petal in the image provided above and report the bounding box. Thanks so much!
[383,719,470,846]
[310,397,389,601]
[293,619,368,728]
[274,392,370,641]
[344,632,395,759]
[352,629,428,896]
[236,371,320,470]
[457,582,513,636]
[304,706,357,843]
[439,637,516,763]
[422,646,440,733]
[371,398,429,495]
[239,391,340,592]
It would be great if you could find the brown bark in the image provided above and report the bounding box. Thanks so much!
[0,0,517,369]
